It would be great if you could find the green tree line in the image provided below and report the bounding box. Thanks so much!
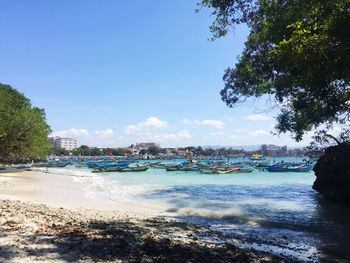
[0,84,51,162]
[48,146,132,157]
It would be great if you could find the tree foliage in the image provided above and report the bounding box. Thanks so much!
[71,147,131,156]
[48,148,70,156]
[199,0,350,141]
[0,84,52,160]
[147,146,160,156]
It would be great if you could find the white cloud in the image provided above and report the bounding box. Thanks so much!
[94,129,114,137]
[246,114,272,121]
[183,118,192,125]
[120,118,191,145]
[183,119,224,129]
[249,129,269,136]
[50,128,115,147]
[50,128,89,137]
[125,117,168,135]
[152,130,192,142]
[230,134,238,139]
[234,128,250,133]
[200,120,224,129]
[210,131,226,136]
[177,129,191,138]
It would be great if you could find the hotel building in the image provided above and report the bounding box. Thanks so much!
[49,136,77,151]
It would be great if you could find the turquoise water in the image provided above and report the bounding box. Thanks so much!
[49,159,350,262]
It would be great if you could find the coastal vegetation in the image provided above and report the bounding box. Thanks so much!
[0,84,51,162]
[48,145,307,158]
[48,146,133,157]
[199,0,350,202]
[199,0,349,142]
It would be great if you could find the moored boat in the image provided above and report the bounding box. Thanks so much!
[218,168,241,174]
[165,165,181,171]
[234,166,254,173]
[44,162,71,168]
[91,166,124,173]
[287,164,312,172]
[119,166,149,172]
[265,166,290,172]
[0,166,30,173]
[199,168,219,174]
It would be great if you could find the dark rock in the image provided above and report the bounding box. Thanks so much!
[313,143,350,203]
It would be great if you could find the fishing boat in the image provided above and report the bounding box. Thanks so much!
[119,166,149,172]
[91,166,124,173]
[43,162,71,168]
[218,168,241,174]
[165,164,181,171]
[178,165,199,171]
[199,168,219,174]
[87,162,130,169]
[150,162,168,168]
[234,166,254,173]
[265,166,290,172]
[0,166,30,173]
[265,162,311,172]
[287,164,312,172]
[165,166,180,171]
[264,162,292,172]
[31,163,46,167]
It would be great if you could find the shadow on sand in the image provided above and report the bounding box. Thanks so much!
[0,200,284,262]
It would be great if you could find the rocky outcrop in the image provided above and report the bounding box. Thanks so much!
[313,143,350,203]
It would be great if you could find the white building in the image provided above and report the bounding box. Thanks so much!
[48,136,59,145]
[49,136,77,151]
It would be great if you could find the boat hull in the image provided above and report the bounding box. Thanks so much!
[119,166,149,172]
[0,167,30,173]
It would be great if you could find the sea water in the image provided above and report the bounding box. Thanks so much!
[47,159,350,262]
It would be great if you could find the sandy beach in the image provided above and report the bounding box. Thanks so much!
[0,170,286,262]
[0,170,162,216]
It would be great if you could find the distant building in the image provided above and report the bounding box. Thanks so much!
[176,150,185,156]
[281,145,288,153]
[261,144,287,156]
[165,148,175,157]
[48,136,59,146]
[121,148,139,156]
[261,144,268,155]
[135,142,159,149]
[49,136,77,151]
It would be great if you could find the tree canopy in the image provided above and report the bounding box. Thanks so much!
[0,83,51,160]
[199,0,350,141]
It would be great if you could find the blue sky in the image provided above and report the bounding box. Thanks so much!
[0,0,313,147]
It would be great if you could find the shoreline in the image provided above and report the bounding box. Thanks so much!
[0,170,165,217]
[0,171,286,262]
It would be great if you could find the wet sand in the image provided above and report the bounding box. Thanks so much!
[0,170,288,262]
